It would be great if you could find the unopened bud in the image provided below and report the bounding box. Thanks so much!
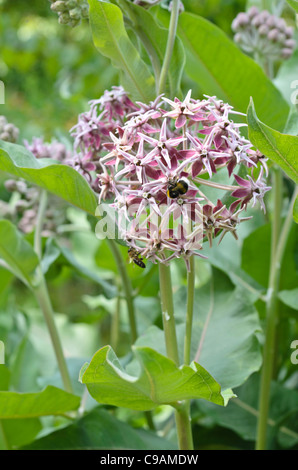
[267,28,279,42]
[51,1,67,12]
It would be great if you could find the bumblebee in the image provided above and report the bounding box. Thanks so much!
[128,247,146,269]
[167,178,189,199]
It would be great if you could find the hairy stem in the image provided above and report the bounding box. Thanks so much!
[256,184,298,450]
[33,189,73,394]
[184,256,195,365]
[158,0,180,94]
[107,239,138,343]
[159,262,194,450]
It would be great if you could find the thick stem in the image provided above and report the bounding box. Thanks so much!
[184,255,195,365]
[159,262,179,365]
[32,277,73,394]
[159,262,194,450]
[33,189,73,394]
[158,0,180,94]
[256,184,298,450]
[175,402,194,450]
[107,240,137,343]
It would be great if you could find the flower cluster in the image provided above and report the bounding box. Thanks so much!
[232,6,295,62]
[0,116,19,143]
[48,0,89,27]
[70,87,271,270]
[24,137,71,162]
[2,179,66,236]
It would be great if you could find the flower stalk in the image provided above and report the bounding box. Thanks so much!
[256,182,298,450]
[158,0,180,94]
[32,189,73,394]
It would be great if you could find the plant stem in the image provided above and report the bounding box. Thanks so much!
[256,184,298,450]
[159,262,194,450]
[32,278,73,394]
[33,189,73,394]
[159,262,179,365]
[158,0,180,94]
[184,255,195,365]
[107,239,138,343]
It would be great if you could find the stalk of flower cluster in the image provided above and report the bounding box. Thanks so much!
[32,189,73,394]
[158,0,180,94]
[107,238,138,343]
[159,262,194,450]
[256,184,298,450]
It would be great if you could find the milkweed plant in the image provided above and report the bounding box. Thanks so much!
[0,0,297,452]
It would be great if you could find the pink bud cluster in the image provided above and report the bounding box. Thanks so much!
[232,7,295,62]
[70,87,271,270]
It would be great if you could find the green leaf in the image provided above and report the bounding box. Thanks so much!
[195,373,298,449]
[0,419,42,450]
[80,345,234,411]
[278,288,298,311]
[177,12,289,131]
[247,99,298,184]
[0,385,80,419]
[119,1,185,97]
[0,219,39,287]
[88,0,155,102]
[287,0,298,12]
[22,406,177,450]
[136,269,262,391]
[0,141,98,216]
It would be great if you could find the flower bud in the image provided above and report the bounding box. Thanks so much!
[251,13,265,28]
[267,28,279,42]
[258,24,269,36]
[50,1,67,12]
[247,6,259,18]
[281,47,294,59]
[58,12,71,24]
[284,38,296,49]
[69,7,81,19]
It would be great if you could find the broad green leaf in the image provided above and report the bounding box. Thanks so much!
[0,141,98,216]
[80,345,234,411]
[55,239,117,299]
[278,288,298,310]
[177,12,289,131]
[88,0,155,102]
[118,0,185,97]
[241,223,298,290]
[274,50,298,107]
[0,365,10,390]
[247,99,298,184]
[0,418,42,450]
[287,0,298,12]
[136,269,262,391]
[22,406,176,450]
[195,373,298,449]
[0,219,39,287]
[0,385,80,419]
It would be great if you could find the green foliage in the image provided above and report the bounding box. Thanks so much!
[22,406,177,450]
[88,0,156,101]
[177,12,289,130]
[0,219,39,287]
[287,0,298,13]
[80,345,234,410]
[247,99,298,184]
[0,141,98,215]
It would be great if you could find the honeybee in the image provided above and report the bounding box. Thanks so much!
[128,247,146,269]
[167,177,189,199]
